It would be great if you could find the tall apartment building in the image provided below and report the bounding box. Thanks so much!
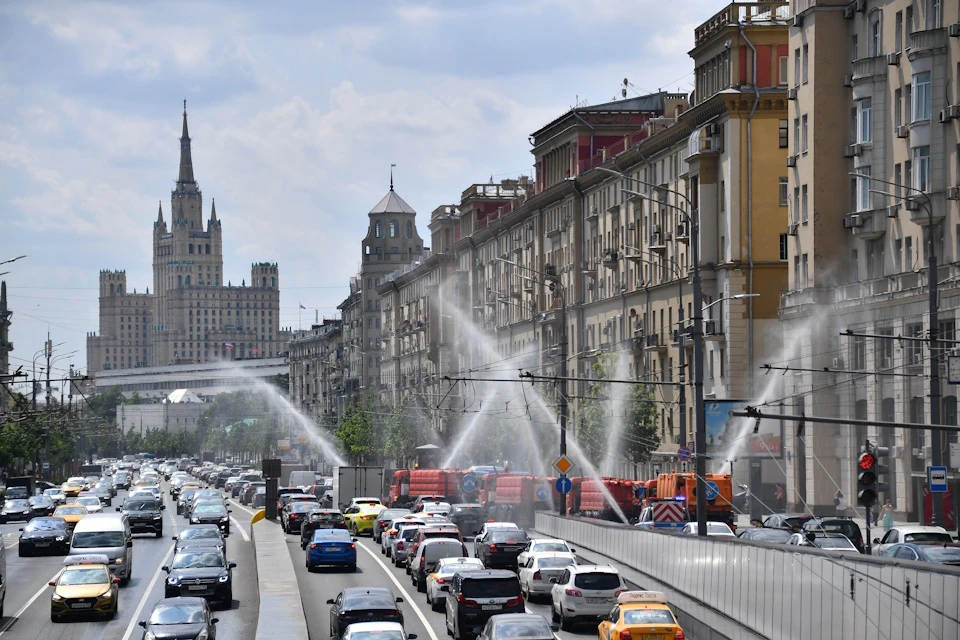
[782,0,960,518]
[87,106,289,375]
[288,318,342,425]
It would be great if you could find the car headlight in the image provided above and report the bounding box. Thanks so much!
[167,575,180,585]
[52,593,64,601]
[220,517,228,523]
[100,590,113,600]
[191,518,198,523]
[144,632,158,640]
[55,536,65,542]
[196,629,209,640]
[218,574,229,583]
[153,515,162,520]
[113,557,125,565]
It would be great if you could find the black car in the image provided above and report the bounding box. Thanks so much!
[113,472,131,490]
[445,570,524,640]
[163,546,236,608]
[802,517,866,554]
[178,488,199,515]
[241,482,265,505]
[327,588,404,640]
[448,504,485,536]
[117,496,165,537]
[0,499,33,523]
[476,529,530,569]
[478,613,556,640]
[190,501,231,535]
[139,596,219,639]
[28,495,56,517]
[762,513,814,531]
[231,480,250,499]
[282,501,321,534]
[736,527,794,544]
[18,517,70,556]
[4,486,29,500]
[300,509,348,549]
[373,509,412,543]
[173,524,227,555]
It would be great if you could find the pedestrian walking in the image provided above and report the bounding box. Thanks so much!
[880,500,894,533]
[834,490,849,517]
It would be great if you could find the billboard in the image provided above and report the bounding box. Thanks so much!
[705,399,783,458]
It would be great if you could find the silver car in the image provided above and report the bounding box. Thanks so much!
[382,517,424,557]
[391,524,426,567]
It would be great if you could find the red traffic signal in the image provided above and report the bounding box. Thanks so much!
[858,452,876,470]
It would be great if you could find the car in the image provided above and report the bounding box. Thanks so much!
[178,488,199,515]
[476,528,530,570]
[90,486,113,508]
[407,527,465,574]
[282,501,321,534]
[223,477,241,493]
[163,546,236,608]
[417,501,453,517]
[49,554,120,622]
[762,513,815,531]
[251,488,267,509]
[478,613,556,640]
[306,528,358,571]
[735,527,794,544]
[138,596,220,639]
[516,538,574,572]
[28,495,57,518]
[275,486,302,509]
[173,524,227,555]
[679,522,736,537]
[473,522,519,554]
[96,478,117,498]
[346,497,383,510]
[872,525,954,555]
[373,509,412,543]
[187,490,226,519]
[241,482,265,505]
[190,502,232,535]
[597,591,685,640]
[382,516,425,557]
[425,557,484,611]
[549,565,626,630]
[117,496,165,537]
[880,542,960,565]
[344,504,386,536]
[342,621,415,640]
[61,479,86,498]
[278,492,316,514]
[134,485,164,501]
[327,587,404,640]
[445,570,524,640]
[113,472,131,490]
[448,504,486,537]
[786,531,860,553]
[1,499,33,523]
[802,518,865,554]
[232,480,251,499]
[19,517,71,556]
[392,525,425,568]
[44,488,67,506]
[518,552,578,601]
[410,495,446,512]
[53,505,87,532]
[411,538,470,592]
[300,509,349,549]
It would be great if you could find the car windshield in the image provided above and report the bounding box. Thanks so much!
[56,507,86,516]
[124,500,158,511]
[194,504,226,516]
[904,532,953,544]
[181,490,197,500]
[816,536,854,549]
[76,497,100,506]
[924,547,960,563]
[5,500,28,509]
[348,631,404,640]
[492,619,553,638]
[73,531,125,548]
[623,609,675,624]
[314,529,350,541]
[194,492,220,501]
[312,512,343,522]
[707,524,732,534]
[292,503,320,513]
[533,542,568,552]
[29,497,51,505]
[25,519,65,531]
[537,557,575,568]
[439,560,483,575]
[343,590,397,609]
[147,603,206,625]
[461,577,519,598]
[45,489,63,496]
[746,529,793,543]
[573,573,621,590]
[453,505,482,513]
[172,551,225,569]
[182,528,220,541]
[60,568,109,585]
[490,531,529,543]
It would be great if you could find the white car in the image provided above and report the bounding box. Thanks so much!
[44,488,66,506]
[872,525,953,555]
[341,621,414,640]
[421,502,452,517]
[516,538,575,571]
[425,557,484,611]
[74,496,103,513]
[550,565,625,630]
[519,552,578,600]
[382,516,425,557]
[473,522,519,555]
[786,532,859,554]
[679,522,736,537]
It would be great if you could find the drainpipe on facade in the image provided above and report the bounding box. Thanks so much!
[571,177,585,407]
[740,23,760,398]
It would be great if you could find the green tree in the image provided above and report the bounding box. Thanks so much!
[336,403,373,464]
[384,396,419,467]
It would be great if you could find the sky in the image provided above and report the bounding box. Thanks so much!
[0,0,730,389]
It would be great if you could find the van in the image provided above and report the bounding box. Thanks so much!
[68,513,134,584]
[288,471,318,488]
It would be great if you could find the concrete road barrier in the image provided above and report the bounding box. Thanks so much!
[252,518,309,640]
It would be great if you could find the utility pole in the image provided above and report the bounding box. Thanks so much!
[926,199,943,527]
[44,335,52,482]
[691,207,708,537]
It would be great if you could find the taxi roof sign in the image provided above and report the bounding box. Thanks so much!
[63,554,110,566]
[617,591,668,604]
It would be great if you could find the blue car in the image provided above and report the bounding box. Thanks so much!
[306,528,357,572]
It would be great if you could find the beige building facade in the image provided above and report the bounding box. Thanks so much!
[288,319,342,426]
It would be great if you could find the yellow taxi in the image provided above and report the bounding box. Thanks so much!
[597,591,685,640]
[49,554,120,622]
[61,478,86,498]
[344,503,385,536]
[53,505,88,531]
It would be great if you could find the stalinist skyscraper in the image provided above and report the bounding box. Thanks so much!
[86,105,289,374]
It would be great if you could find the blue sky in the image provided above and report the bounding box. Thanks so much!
[0,0,728,386]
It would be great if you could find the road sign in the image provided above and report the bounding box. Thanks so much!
[555,476,573,495]
[652,501,685,523]
[929,466,948,493]
[705,481,719,501]
[677,447,691,461]
[42,462,50,472]
[535,484,550,501]
[949,355,960,384]
[552,455,575,475]
[461,474,477,494]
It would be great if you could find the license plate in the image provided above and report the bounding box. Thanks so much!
[326,547,341,552]
[71,602,93,609]
[586,597,609,603]
[481,605,502,611]
[188,585,207,591]
[35,542,50,547]
[642,636,664,640]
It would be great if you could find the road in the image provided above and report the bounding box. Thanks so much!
[0,481,258,640]
[262,510,614,640]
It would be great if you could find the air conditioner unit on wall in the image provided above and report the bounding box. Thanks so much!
[886,52,901,66]
[788,88,798,100]
[832,357,845,369]
[950,23,960,37]
[787,155,798,168]
[843,75,853,88]
[947,186,960,200]
[787,223,799,236]
[792,14,803,28]
[844,144,863,158]
[844,5,855,19]
[896,125,909,138]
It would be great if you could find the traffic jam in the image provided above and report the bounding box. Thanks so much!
[269,466,689,640]
[0,456,257,640]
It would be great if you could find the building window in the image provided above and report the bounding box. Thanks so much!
[913,72,931,122]
[802,44,809,84]
[794,48,800,87]
[375,220,382,238]
[857,167,872,212]
[801,115,808,153]
[913,146,930,192]
[779,234,788,261]
[779,119,788,148]
[793,117,800,153]
[857,98,872,143]
[389,220,399,238]
[851,34,858,62]
[406,220,413,239]
[189,244,194,254]
[895,238,903,272]
[778,55,788,86]
[895,11,903,53]
[868,11,882,57]
[793,187,800,224]
[779,177,789,206]
[801,185,808,223]
[801,253,809,288]
[895,88,902,127]
[928,0,941,29]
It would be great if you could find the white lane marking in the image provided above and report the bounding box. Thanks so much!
[230,517,250,542]
[357,543,440,640]
[229,500,258,517]
[0,572,60,636]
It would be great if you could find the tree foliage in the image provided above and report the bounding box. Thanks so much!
[384,395,420,468]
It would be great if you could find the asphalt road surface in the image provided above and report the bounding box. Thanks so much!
[0,479,258,640]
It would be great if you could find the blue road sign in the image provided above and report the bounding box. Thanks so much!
[929,466,948,493]
[677,446,692,461]
[535,484,550,501]
[42,461,50,472]
[461,474,477,494]
[705,481,719,501]
[555,476,573,495]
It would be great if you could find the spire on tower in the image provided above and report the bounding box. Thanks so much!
[178,100,195,184]
[390,163,396,191]
[210,198,218,224]
[157,201,164,224]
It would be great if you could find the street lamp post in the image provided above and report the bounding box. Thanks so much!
[852,172,943,526]
[498,257,568,516]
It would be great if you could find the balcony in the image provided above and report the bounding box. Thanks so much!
[694,2,789,48]
[585,207,599,223]
[906,196,945,225]
[908,28,948,61]
[851,56,884,83]
[648,232,667,254]
[601,250,619,269]
[631,335,645,353]
[703,320,724,341]
[644,332,666,352]
[846,210,887,240]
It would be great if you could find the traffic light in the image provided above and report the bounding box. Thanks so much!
[874,445,891,496]
[857,445,878,508]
